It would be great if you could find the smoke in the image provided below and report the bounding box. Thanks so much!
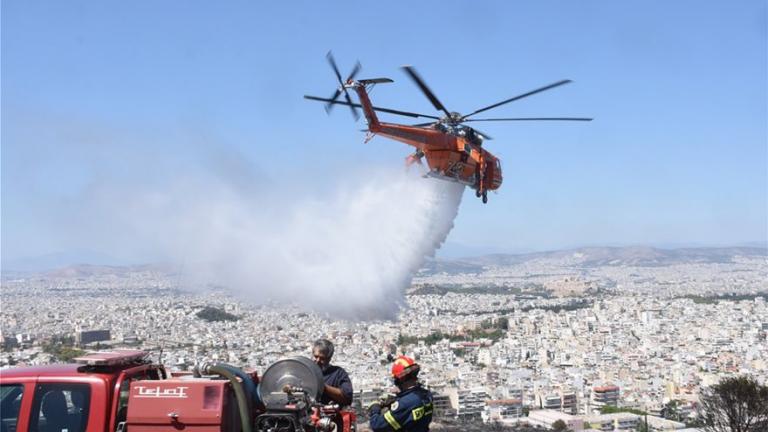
[89,167,464,320]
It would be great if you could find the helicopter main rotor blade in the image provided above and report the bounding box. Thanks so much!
[401,66,452,118]
[326,52,362,119]
[347,61,362,83]
[345,61,363,120]
[464,117,593,122]
[325,89,342,113]
[325,52,345,113]
[470,128,493,140]
[344,92,359,120]
[304,95,441,119]
[327,51,344,86]
[462,80,573,119]
[344,88,359,120]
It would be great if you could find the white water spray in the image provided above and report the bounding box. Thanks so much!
[99,168,463,319]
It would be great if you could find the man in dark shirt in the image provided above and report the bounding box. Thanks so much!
[312,338,353,406]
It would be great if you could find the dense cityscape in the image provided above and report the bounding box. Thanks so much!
[2,246,766,431]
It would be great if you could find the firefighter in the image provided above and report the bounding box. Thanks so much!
[368,355,434,432]
[312,338,353,406]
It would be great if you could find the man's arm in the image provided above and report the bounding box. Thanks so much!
[369,399,414,432]
[368,404,394,432]
[324,368,353,406]
[323,383,351,406]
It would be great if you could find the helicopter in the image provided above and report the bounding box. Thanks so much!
[305,53,591,203]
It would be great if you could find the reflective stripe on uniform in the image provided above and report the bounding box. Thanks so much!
[384,410,402,430]
[413,402,433,420]
[412,406,424,420]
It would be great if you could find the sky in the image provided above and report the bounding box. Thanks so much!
[2,1,766,267]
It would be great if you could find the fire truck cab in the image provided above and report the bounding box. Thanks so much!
[0,350,164,432]
[1,350,356,432]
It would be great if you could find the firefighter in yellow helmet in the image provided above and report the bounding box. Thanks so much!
[368,355,434,431]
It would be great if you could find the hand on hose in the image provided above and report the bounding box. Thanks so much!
[378,393,397,408]
[366,401,382,416]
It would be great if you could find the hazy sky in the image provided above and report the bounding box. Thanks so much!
[2,1,766,264]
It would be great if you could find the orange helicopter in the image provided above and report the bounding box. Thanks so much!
[305,53,591,203]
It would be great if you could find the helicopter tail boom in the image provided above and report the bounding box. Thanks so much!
[349,82,383,131]
[357,78,394,85]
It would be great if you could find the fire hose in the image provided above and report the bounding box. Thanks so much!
[199,362,254,432]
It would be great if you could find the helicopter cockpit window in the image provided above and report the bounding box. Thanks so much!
[464,128,482,146]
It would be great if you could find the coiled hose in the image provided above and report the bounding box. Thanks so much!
[200,363,254,432]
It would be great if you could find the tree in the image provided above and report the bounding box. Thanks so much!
[698,375,768,432]
[42,344,85,362]
[636,417,650,432]
[601,406,647,416]
[195,306,239,322]
[662,400,681,421]
[551,419,569,432]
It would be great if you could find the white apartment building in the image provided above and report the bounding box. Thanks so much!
[446,387,489,419]
[527,409,584,431]
[590,385,620,413]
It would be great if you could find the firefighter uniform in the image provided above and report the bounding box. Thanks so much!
[368,384,433,432]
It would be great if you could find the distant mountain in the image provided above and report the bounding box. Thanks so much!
[44,263,174,278]
[5,246,764,277]
[1,250,125,272]
[419,258,487,275]
[740,240,768,248]
[420,246,767,274]
[435,241,532,259]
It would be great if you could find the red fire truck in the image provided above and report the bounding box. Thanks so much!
[0,350,356,432]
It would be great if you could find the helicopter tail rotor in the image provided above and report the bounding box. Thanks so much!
[325,51,361,120]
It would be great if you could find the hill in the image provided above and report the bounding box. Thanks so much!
[419,246,766,275]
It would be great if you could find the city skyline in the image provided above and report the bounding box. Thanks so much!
[2,246,766,428]
[3,242,766,273]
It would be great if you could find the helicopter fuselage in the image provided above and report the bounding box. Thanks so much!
[305,54,591,203]
[352,83,503,194]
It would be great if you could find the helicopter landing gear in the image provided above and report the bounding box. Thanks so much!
[482,191,488,204]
